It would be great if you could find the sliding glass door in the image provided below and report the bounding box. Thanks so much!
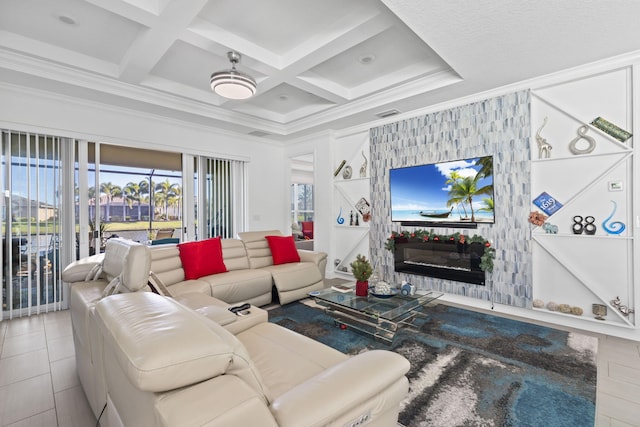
[76,143,183,256]
[2,132,248,319]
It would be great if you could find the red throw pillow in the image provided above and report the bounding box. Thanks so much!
[265,235,301,265]
[177,237,227,280]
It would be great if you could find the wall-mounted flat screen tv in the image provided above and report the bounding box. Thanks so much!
[389,156,494,226]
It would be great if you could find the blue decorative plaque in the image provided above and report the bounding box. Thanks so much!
[533,192,563,216]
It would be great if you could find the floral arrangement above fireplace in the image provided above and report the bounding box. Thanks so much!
[385,229,495,274]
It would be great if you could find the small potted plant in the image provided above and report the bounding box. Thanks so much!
[350,254,373,296]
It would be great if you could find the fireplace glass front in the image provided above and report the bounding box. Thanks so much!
[393,238,486,286]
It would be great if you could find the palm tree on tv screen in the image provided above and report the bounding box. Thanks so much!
[446,169,493,222]
[479,197,494,214]
[477,156,493,179]
[445,171,470,219]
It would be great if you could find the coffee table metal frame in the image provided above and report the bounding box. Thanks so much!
[310,285,443,343]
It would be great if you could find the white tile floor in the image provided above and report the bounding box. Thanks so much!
[0,309,638,427]
[0,310,96,427]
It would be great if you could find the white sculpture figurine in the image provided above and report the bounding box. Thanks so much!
[536,117,552,159]
[360,151,367,178]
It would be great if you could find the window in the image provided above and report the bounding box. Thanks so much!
[291,183,314,223]
[290,154,314,229]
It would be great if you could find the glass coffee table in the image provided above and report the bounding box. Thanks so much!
[309,284,443,343]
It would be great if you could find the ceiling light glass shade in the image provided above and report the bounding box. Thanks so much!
[210,70,256,99]
[210,52,256,100]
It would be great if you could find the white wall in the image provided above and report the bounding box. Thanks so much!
[0,83,288,234]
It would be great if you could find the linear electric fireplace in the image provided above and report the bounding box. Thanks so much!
[393,237,486,285]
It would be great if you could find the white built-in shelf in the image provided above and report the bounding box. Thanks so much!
[530,73,635,329]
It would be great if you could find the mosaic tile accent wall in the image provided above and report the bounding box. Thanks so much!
[369,90,532,308]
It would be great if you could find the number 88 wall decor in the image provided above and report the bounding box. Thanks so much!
[572,215,596,235]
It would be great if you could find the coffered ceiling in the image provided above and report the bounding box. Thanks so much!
[2,0,640,142]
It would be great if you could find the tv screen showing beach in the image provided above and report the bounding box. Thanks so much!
[389,156,494,224]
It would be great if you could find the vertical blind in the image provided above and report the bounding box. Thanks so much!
[201,157,246,239]
[2,130,64,319]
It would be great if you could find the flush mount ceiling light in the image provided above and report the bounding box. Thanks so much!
[210,51,256,100]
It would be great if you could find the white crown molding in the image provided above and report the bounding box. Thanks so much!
[0,81,284,153]
[0,49,288,135]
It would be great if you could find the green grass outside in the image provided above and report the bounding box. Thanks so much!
[102,220,182,232]
[3,220,182,236]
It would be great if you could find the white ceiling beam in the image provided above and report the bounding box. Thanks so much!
[118,0,208,83]
[184,18,281,72]
[261,11,394,103]
[85,0,159,26]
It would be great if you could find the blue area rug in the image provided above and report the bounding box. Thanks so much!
[268,301,597,427]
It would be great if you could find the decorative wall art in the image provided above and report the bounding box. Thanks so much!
[336,207,345,224]
[359,151,368,178]
[591,117,632,142]
[535,116,552,159]
[572,215,596,235]
[528,211,548,226]
[568,126,596,155]
[592,303,607,320]
[602,200,626,235]
[611,296,635,316]
[532,192,563,216]
[355,197,371,222]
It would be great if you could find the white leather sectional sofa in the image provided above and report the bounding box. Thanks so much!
[149,230,327,306]
[63,235,410,426]
[96,292,410,427]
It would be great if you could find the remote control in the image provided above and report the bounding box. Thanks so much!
[228,303,251,314]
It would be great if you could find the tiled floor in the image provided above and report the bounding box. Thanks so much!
[0,309,638,427]
[596,335,640,426]
[0,310,95,427]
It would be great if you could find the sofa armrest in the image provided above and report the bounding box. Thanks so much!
[270,350,409,427]
[297,249,326,265]
[62,253,105,283]
[155,375,279,427]
[298,250,327,279]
